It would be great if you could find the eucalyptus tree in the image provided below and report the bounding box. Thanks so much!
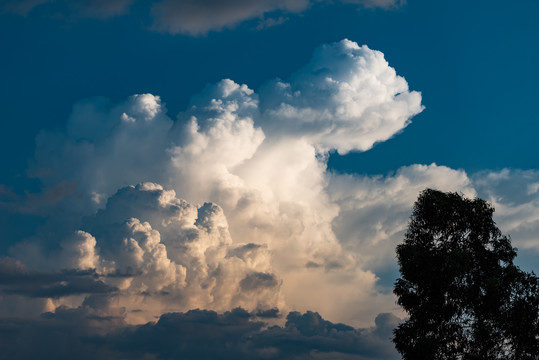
[393,189,539,359]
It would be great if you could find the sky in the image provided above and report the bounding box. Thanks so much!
[0,0,538,359]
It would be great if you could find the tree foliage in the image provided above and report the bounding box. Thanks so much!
[393,189,539,359]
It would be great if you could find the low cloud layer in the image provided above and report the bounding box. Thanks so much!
[2,0,403,35]
[0,308,401,360]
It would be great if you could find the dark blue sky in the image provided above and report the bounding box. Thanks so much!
[1,0,538,189]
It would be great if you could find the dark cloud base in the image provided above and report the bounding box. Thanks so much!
[0,257,119,298]
[0,308,400,360]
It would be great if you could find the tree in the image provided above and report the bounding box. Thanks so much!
[393,189,539,359]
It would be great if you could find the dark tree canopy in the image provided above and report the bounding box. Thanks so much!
[393,189,539,360]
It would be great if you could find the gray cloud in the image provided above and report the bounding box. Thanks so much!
[239,272,280,291]
[0,0,49,15]
[150,0,310,35]
[75,0,134,18]
[119,309,399,359]
[0,257,117,298]
[0,0,133,18]
[328,164,475,274]
[1,0,403,35]
[0,308,401,359]
[341,0,405,9]
[0,181,76,215]
[151,0,405,35]
[472,169,539,253]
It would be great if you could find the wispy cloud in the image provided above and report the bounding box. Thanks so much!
[1,0,404,35]
[150,0,311,35]
[0,0,133,18]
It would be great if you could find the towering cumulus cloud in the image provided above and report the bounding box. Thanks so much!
[17,40,424,326]
[6,39,537,358]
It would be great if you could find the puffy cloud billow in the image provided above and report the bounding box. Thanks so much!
[2,39,539,358]
[10,183,283,324]
[259,39,423,153]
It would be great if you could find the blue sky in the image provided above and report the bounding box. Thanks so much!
[1,1,538,358]
[2,0,538,181]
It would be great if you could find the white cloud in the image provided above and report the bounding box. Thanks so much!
[32,93,172,213]
[9,39,539,332]
[472,169,539,251]
[65,183,284,323]
[60,231,100,270]
[326,165,539,280]
[14,39,425,327]
[328,164,475,272]
[260,39,424,154]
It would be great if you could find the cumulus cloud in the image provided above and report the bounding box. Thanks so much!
[9,183,283,324]
[259,39,423,154]
[472,169,539,251]
[328,164,475,273]
[6,39,426,328]
[32,93,172,212]
[5,38,539,360]
[327,165,539,289]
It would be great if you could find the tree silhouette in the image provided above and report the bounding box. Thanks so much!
[393,189,539,359]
